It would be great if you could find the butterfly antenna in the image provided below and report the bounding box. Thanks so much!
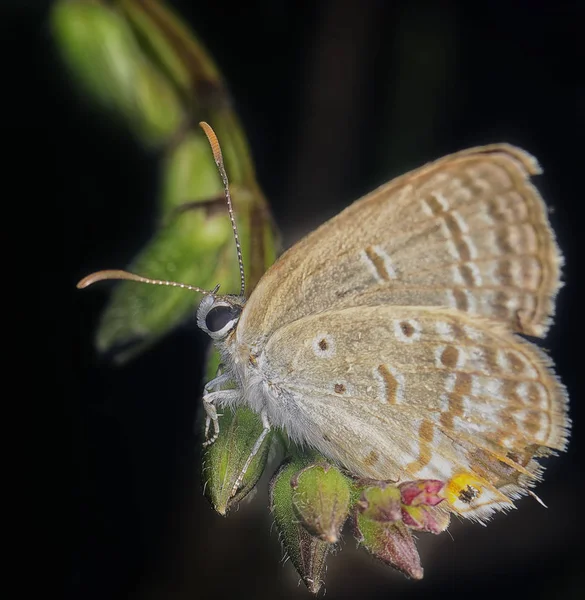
[76,269,220,295]
[199,121,246,297]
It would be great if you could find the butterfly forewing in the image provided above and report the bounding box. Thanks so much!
[255,305,568,521]
[238,145,561,351]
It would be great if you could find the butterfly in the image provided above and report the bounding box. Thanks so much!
[79,122,569,523]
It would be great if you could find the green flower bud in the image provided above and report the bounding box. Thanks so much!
[354,512,424,580]
[356,481,402,522]
[270,458,333,594]
[203,406,274,515]
[291,463,352,543]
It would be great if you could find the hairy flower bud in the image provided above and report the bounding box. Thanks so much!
[291,463,352,543]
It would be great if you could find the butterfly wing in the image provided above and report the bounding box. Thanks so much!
[238,145,562,355]
[256,305,568,521]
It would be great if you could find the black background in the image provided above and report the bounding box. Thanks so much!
[5,1,584,599]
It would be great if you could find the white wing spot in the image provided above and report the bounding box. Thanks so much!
[466,346,488,373]
[412,454,457,481]
[478,204,496,227]
[428,171,449,186]
[435,321,455,341]
[473,177,491,193]
[532,382,548,410]
[451,265,465,285]
[444,372,457,393]
[496,349,510,372]
[421,199,434,217]
[396,183,415,204]
[360,249,381,282]
[471,376,504,401]
[438,392,450,412]
[515,382,531,405]
[485,378,504,399]
[510,260,524,287]
[446,239,460,259]
[463,289,477,312]
[431,191,450,211]
[462,325,484,343]
[506,349,538,378]
[451,211,469,233]
[445,290,458,309]
[515,381,548,410]
[505,295,521,313]
[312,333,336,359]
[523,257,541,290]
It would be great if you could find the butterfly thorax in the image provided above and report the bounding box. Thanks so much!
[196,296,316,438]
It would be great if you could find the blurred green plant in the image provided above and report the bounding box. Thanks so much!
[56,0,450,593]
[53,0,276,360]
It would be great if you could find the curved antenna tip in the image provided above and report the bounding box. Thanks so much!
[199,121,223,164]
[76,270,128,289]
[76,269,214,294]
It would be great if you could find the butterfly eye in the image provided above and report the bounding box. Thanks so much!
[205,305,240,333]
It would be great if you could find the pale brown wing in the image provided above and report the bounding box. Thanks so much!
[238,145,562,351]
[258,305,569,521]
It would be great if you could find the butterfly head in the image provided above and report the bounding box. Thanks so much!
[197,293,246,341]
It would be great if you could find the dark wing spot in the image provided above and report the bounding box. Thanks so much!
[440,345,459,368]
[458,485,479,504]
[377,364,399,404]
[400,321,415,337]
[318,339,328,351]
[364,450,379,467]
[334,383,346,394]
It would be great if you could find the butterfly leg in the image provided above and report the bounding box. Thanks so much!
[204,370,232,394]
[230,410,272,496]
[202,368,235,443]
[202,389,240,447]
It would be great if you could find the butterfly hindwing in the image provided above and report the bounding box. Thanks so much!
[255,305,568,521]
